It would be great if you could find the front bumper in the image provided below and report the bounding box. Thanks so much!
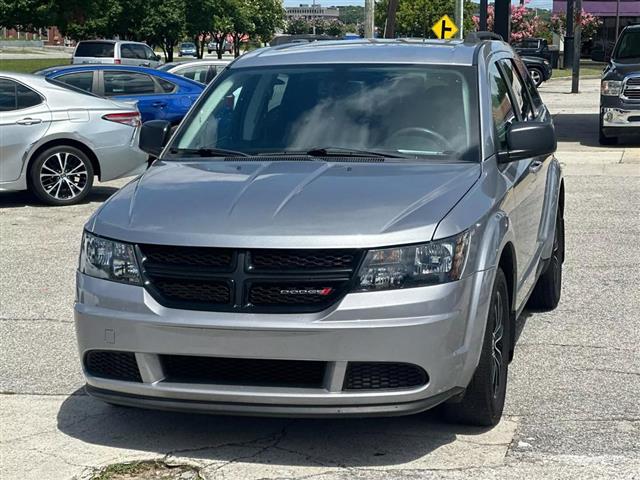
[601,106,640,129]
[75,268,495,416]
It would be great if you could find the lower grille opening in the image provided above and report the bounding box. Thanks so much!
[343,362,428,391]
[84,350,142,382]
[152,278,231,306]
[160,355,327,388]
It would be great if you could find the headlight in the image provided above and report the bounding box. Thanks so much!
[80,231,141,285]
[355,232,470,291]
[601,80,622,96]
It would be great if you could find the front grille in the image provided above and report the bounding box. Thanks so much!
[161,355,326,388]
[623,77,640,101]
[344,362,428,391]
[250,250,358,272]
[138,245,362,313]
[84,350,142,382]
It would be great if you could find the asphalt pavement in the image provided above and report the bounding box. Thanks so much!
[0,77,639,479]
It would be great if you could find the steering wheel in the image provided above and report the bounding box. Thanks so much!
[386,127,452,152]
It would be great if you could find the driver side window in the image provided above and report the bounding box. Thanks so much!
[489,62,516,151]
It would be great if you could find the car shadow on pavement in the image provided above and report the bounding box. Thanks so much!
[57,390,494,468]
[553,113,640,148]
[0,186,119,209]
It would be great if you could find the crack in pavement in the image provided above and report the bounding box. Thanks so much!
[516,342,636,351]
[0,317,74,324]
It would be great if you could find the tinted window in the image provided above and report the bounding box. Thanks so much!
[55,71,94,92]
[489,63,516,151]
[179,65,210,83]
[143,46,156,60]
[0,79,17,111]
[158,78,176,93]
[500,59,533,120]
[614,31,640,60]
[515,59,543,113]
[75,41,114,58]
[174,64,480,161]
[16,84,42,109]
[120,44,138,59]
[103,71,156,95]
[131,45,150,59]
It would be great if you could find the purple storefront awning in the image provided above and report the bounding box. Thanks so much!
[553,0,640,16]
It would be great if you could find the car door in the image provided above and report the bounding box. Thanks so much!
[498,58,552,307]
[50,70,96,94]
[100,70,168,122]
[0,78,51,183]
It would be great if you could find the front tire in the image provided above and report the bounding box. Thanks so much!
[29,145,94,206]
[599,129,617,145]
[529,67,544,87]
[444,268,511,427]
[527,207,564,310]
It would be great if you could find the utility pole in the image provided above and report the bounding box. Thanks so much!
[614,0,621,42]
[384,0,399,39]
[571,0,582,93]
[364,0,375,39]
[454,0,464,39]
[479,0,488,31]
[494,0,511,42]
[565,0,575,69]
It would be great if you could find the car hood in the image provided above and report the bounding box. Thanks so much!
[90,160,480,248]
[604,61,639,79]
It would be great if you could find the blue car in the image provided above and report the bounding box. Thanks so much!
[37,65,204,124]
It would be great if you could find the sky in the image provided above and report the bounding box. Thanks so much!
[282,1,555,10]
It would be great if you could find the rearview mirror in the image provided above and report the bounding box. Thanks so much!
[139,120,172,157]
[499,121,556,163]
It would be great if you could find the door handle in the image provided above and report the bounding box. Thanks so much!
[16,117,42,125]
[141,62,150,67]
[529,160,544,173]
[152,102,167,108]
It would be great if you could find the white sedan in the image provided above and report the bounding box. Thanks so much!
[0,72,148,205]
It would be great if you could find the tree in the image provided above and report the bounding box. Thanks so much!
[251,0,285,44]
[185,0,219,58]
[375,0,475,38]
[139,0,186,62]
[0,0,53,31]
[286,18,310,35]
[339,6,364,26]
[550,9,601,41]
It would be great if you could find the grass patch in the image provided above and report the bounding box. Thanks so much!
[0,58,70,73]
[552,65,605,79]
[91,460,202,480]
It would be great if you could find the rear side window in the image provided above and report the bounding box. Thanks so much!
[0,79,17,111]
[158,78,176,93]
[55,71,94,92]
[514,59,543,113]
[489,63,516,151]
[103,71,156,95]
[120,44,137,59]
[75,42,114,58]
[499,59,534,120]
[0,79,42,110]
[178,66,210,83]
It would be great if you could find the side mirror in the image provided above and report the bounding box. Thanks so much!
[152,54,161,62]
[139,120,172,157]
[499,121,556,163]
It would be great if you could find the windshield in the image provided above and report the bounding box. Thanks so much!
[613,31,640,60]
[181,43,196,48]
[171,64,480,161]
[514,40,540,49]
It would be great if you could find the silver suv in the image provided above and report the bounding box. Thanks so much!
[72,40,162,68]
[75,36,564,426]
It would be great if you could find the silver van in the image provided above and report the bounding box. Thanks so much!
[75,35,564,426]
[72,40,162,68]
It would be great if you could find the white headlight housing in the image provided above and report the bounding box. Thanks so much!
[355,232,470,291]
[80,231,141,285]
[601,80,622,96]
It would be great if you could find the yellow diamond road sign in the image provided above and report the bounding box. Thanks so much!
[432,15,459,39]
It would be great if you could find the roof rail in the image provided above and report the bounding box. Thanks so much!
[464,31,504,43]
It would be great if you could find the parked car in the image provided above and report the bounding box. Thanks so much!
[37,65,204,124]
[207,40,232,55]
[76,36,563,426]
[599,24,640,144]
[521,55,552,86]
[0,73,147,205]
[72,40,162,68]
[157,59,230,84]
[512,37,551,61]
[178,42,197,57]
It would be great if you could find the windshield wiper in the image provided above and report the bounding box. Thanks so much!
[169,147,250,158]
[257,147,408,159]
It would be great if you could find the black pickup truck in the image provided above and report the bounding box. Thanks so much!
[599,24,640,145]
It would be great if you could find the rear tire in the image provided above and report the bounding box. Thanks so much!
[29,145,94,206]
[527,208,564,310]
[444,268,510,427]
[599,129,617,145]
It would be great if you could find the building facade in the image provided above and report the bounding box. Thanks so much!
[285,4,340,21]
[553,0,640,47]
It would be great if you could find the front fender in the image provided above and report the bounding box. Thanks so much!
[539,157,563,260]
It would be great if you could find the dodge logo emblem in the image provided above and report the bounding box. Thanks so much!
[280,287,334,296]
